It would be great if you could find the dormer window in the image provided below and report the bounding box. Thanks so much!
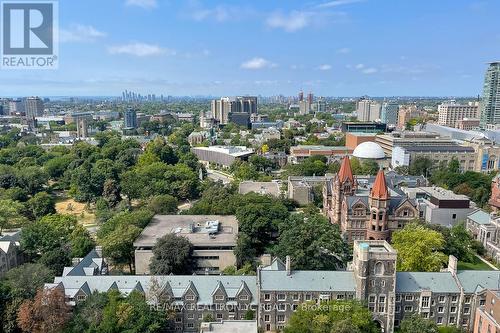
[185,295,195,301]
[215,295,224,301]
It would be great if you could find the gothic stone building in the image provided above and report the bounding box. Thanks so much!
[46,241,499,333]
[323,156,425,242]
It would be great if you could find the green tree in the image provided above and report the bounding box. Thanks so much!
[147,194,178,214]
[26,191,56,220]
[399,314,438,333]
[273,213,350,270]
[3,263,54,300]
[70,225,96,258]
[38,247,72,276]
[284,300,380,333]
[409,157,434,177]
[0,199,27,234]
[100,223,142,272]
[392,223,447,272]
[149,234,194,275]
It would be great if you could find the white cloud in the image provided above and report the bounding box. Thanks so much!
[355,63,365,69]
[59,24,106,43]
[362,67,378,74]
[337,47,350,54]
[316,0,365,9]
[108,43,173,57]
[125,0,157,9]
[318,64,332,71]
[240,57,276,70]
[266,11,311,32]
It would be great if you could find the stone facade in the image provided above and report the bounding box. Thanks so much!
[323,157,420,242]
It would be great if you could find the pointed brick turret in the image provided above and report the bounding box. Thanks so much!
[338,156,354,183]
[371,170,389,200]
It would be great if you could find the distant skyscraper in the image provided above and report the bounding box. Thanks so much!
[307,92,313,105]
[298,90,304,102]
[25,96,44,118]
[381,102,399,126]
[8,99,24,115]
[356,98,381,122]
[124,108,138,129]
[480,62,500,126]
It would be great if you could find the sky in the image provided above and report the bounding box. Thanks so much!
[1,0,499,97]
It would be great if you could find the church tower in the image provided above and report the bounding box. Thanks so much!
[330,156,356,224]
[367,170,390,241]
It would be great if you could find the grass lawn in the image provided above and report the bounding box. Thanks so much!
[55,197,96,226]
[457,258,493,271]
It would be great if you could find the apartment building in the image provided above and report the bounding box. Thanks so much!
[438,101,479,128]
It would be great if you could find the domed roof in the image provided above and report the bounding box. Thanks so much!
[352,142,385,159]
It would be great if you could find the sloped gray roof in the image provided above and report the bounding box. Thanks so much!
[64,249,104,277]
[49,275,258,305]
[260,270,356,292]
[396,272,460,293]
[456,271,500,293]
[261,258,286,271]
[467,210,491,225]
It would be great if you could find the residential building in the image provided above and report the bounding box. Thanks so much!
[356,99,382,122]
[298,100,311,115]
[191,146,254,168]
[211,96,257,125]
[8,99,24,115]
[124,108,138,129]
[391,145,477,172]
[397,105,424,129]
[288,145,352,164]
[25,96,44,118]
[134,215,238,275]
[403,187,475,227]
[47,240,500,333]
[438,101,479,128]
[323,157,425,242]
[381,102,399,126]
[480,62,500,126]
[238,181,281,197]
[473,289,500,333]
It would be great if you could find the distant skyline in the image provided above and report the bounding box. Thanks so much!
[1,0,499,97]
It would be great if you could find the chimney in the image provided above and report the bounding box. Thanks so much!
[448,255,457,275]
[286,256,291,276]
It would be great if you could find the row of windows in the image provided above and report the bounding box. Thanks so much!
[395,294,468,304]
[263,293,354,302]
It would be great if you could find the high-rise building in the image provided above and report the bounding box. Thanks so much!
[211,96,257,125]
[8,99,24,115]
[356,99,381,121]
[438,101,479,128]
[307,92,313,104]
[298,100,311,115]
[124,108,138,129]
[298,90,304,102]
[480,62,500,126]
[25,96,44,119]
[381,102,399,126]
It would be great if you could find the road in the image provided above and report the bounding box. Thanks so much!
[206,169,233,184]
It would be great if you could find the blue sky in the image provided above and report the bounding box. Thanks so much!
[1,0,500,97]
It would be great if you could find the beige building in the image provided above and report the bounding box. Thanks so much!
[462,138,500,173]
[134,215,238,275]
[397,105,424,129]
[356,99,381,121]
[375,132,456,157]
[438,101,479,128]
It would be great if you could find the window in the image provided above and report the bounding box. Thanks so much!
[185,295,195,301]
[421,296,430,308]
[187,314,194,319]
[404,306,413,312]
[452,214,457,219]
[464,307,470,314]
[277,315,285,323]
[264,304,271,311]
[77,295,86,301]
[175,317,182,323]
[293,294,299,301]
[277,294,286,301]
[292,304,298,311]
[465,296,471,304]
[264,294,271,301]
[216,313,223,320]
[378,304,385,313]
[395,305,401,313]
[305,294,312,301]
[278,304,286,311]
[396,295,401,302]
[451,296,458,303]
[449,317,455,324]
[438,306,444,313]
[264,315,270,322]
[187,323,194,328]
[437,317,443,325]
[405,295,413,301]
[379,296,386,303]
[239,295,249,301]
[336,294,345,300]
[215,295,224,301]
[438,296,445,303]
[450,306,456,313]
[369,296,376,303]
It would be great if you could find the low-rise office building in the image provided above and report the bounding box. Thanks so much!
[288,145,352,164]
[376,131,456,158]
[191,146,254,168]
[134,215,238,275]
[403,187,475,227]
[392,145,477,172]
[288,175,329,206]
[239,181,281,197]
